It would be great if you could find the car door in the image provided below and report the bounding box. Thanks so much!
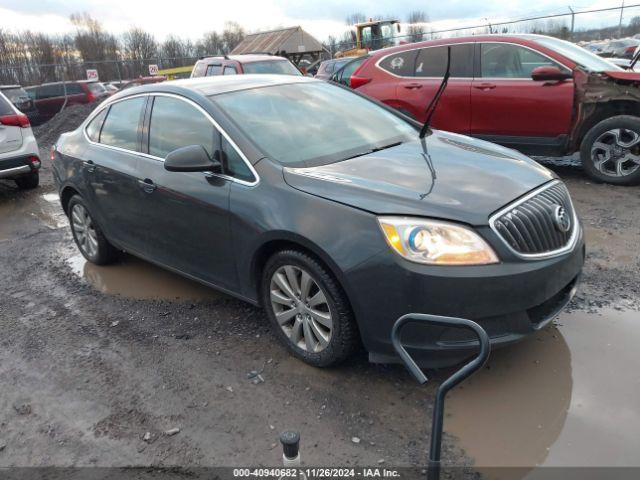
[470,42,574,147]
[83,95,148,251]
[135,94,237,290]
[382,44,474,133]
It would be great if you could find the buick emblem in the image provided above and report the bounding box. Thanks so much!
[553,205,571,233]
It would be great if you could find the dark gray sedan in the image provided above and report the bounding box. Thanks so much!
[52,75,584,368]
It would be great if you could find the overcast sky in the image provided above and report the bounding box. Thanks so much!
[0,0,633,42]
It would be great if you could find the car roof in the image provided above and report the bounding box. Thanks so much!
[109,74,316,100]
[367,33,569,57]
[197,54,288,64]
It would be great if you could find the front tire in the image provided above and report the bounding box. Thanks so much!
[261,250,358,367]
[68,195,117,265]
[580,115,640,185]
[14,172,39,189]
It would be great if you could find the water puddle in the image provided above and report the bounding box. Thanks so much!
[66,253,227,302]
[446,308,640,475]
[0,190,67,241]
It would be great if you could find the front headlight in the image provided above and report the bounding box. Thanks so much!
[378,217,499,265]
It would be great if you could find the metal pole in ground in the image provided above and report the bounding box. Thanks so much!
[569,7,575,40]
[619,0,625,38]
[391,314,491,480]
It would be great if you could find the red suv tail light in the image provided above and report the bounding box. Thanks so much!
[350,75,372,89]
[0,113,30,128]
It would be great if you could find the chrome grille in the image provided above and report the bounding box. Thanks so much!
[490,181,577,258]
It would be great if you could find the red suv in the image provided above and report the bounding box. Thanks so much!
[26,80,109,123]
[341,34,640,185]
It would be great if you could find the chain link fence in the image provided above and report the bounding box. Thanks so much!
[0,57,199,88]
[326,3,640,57]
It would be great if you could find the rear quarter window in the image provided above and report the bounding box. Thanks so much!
[99,97,145,151]
[0,95,13,115]
[85,108,107,142]
[192,62,206,77]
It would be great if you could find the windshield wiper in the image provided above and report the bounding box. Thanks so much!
[419,46,451,139]
[341,141,403,161]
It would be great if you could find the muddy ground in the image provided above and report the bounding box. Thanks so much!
[0,119,639,478]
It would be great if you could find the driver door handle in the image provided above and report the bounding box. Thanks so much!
[138,178,157,194]
[474,83,496,90]
[403,82,423,89]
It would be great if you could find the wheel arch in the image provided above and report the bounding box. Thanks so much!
[575,101,640,150]
[249,232,353,309]
[60,185,81,215]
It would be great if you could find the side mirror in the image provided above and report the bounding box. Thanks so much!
[164,145,222,173]
[531,66,572,82]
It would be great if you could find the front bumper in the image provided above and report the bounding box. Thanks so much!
[345,226,585,368]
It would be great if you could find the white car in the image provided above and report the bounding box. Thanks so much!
[0,90,40,189]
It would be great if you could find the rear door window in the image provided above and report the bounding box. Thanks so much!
[414,44,474,77]
[224,66,238,75]
[99,97,145,151]
[148,96,215,159]
[37,84,64,99]
[65,83,84,95]
[206,64,223,76]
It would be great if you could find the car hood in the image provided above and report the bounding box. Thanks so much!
[283,131,555,226]
[602,70,640,82]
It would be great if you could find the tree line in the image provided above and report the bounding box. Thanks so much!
[0,13,245,86]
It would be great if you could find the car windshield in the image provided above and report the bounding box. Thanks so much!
[212,82,417,167]
[242,60,302,76]
[1,87,29,103]
[532,36,622,72]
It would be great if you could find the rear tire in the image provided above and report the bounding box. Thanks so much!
[14,172,39,189]
[68,195,118,265]
[580,115,640,185]
[261,249,358,367]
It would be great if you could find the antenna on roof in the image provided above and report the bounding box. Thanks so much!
[224,54,229,60]
[419,46,451,139]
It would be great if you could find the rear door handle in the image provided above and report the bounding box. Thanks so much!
[473,83,496,90]
[403,83,423,89]
[138,178,157,194]
[83,160,96,173]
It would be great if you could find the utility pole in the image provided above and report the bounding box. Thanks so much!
[619,0,625,38]
[568,6,575,40]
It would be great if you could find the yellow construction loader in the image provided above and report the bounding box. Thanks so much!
[335,19,402,58]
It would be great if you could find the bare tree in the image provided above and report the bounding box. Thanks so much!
[122,27,157,77]
[196,31,223,57]
[71,13,120,80]
[160,35,195,66]
[407,11,429,43]
[221,22,245,54]
[345,13,367,26]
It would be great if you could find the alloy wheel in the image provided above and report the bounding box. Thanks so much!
[269,265,333,353]
[71,204,99,259]
[590,128,640,177]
